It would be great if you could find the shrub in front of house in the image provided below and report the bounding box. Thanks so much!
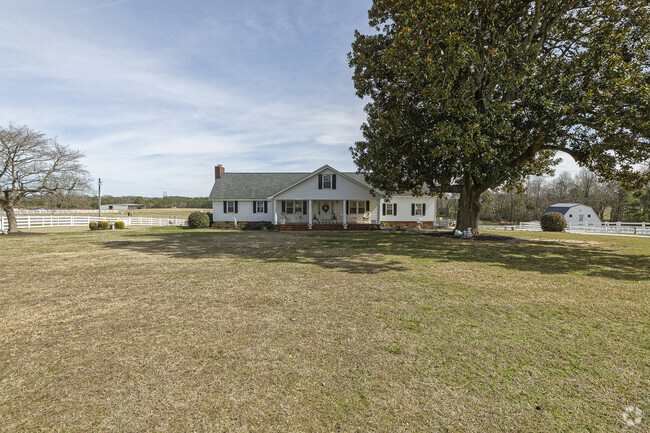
[188,212,210,229]
[98,221,110,230]
[541,212,567,232]
[89,221,98,230]
[114,221,125,229]
[243,222,273,231]
[212,221,235,229]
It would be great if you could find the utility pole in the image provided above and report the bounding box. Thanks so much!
[98,178,102,219]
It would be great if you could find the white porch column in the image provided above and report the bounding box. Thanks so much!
[308,200,313,229]
[273,200,278,225]
[342,200,347,229]
[377,198,381,225]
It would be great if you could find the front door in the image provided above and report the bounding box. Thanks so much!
[317,200,333,222]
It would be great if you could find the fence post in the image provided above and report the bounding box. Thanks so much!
[643,221,646,235]
[0,216,4,233]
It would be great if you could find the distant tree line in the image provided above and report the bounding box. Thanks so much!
[19,195,211,209]
[437,169,650,224]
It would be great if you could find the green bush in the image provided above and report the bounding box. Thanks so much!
[188,211,210,229]
[114,221,125,229]
[89,221,98,230]
[98,221,110,230]
[212,221,235,229]
[242,222,273,231]
[541,212,567,232]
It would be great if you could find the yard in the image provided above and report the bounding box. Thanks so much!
[0,227,648,432]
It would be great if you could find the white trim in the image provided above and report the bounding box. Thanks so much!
[273,200,278,225]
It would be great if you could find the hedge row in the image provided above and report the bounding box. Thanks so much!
[89,221,126,230]
[212,221,273,230]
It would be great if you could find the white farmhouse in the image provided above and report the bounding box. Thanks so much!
[543,203,601,226]
[208,164,436,230]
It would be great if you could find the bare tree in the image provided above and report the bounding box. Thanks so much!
[0,124,90,234]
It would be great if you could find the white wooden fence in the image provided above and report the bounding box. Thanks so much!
[1,209,120,215]
[1,215,187,233]
[481,221,650,236]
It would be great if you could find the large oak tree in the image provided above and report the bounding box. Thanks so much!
[349,0,650,232]
[0,124,90,234]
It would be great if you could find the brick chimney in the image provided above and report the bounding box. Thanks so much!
[215,164,225,179]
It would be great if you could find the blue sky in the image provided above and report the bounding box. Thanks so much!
[1,0,579,196]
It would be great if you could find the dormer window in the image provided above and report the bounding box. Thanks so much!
[323,174,332,189]
[318,173,336,189]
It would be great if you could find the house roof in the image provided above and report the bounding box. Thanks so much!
[208,173,309,200]
[550,203,580,208]
[544,203,580,215]
[208,167,432,200]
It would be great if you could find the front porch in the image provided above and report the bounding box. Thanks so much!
[273,198,382,229]
[275,222,380,231]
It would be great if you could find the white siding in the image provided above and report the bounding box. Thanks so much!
[380,196,437,223]
[563,205,600,225]
[274,169,378,201]
[212,200,272,222]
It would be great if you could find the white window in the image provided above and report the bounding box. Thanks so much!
[348,201,367,214]
[323,174,332,189]
[414,203,424,216]
[385,203,394,216]
[285,201,303,214]
[256,201,265,213]
[579,214,584,222]
[226,201,235,213]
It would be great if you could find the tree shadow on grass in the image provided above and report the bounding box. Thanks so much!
[102,230,650,280]
[105,230,408,274]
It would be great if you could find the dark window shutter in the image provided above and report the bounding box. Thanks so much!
[366,200,370,212]
[411,203,415,216]
[394,203,397,215]
[332,174,337,189]
[264,201,268,213]
[253,201,257,213]
[422,203,426,215]
[234,201,238,213]
[382,203,386,216]
[303,201,307,213]
[223,201,227,213]
[346,201,349,214]
[282,201,286,213]
[318,174,323,189]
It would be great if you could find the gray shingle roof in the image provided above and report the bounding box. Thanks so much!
[208,173,310,200]
[208,171,430,200]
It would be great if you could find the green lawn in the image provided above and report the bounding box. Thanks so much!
[0,227,648,432]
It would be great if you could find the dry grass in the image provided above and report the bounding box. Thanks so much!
[0,227,648,432]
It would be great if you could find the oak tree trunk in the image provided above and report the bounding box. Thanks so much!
[455,177,483,234]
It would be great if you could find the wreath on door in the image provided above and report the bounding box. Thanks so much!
[321,204,330,213]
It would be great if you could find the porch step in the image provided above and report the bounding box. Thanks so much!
[275,223,379,232]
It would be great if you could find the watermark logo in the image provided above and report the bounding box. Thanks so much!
[623,406,643,427]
